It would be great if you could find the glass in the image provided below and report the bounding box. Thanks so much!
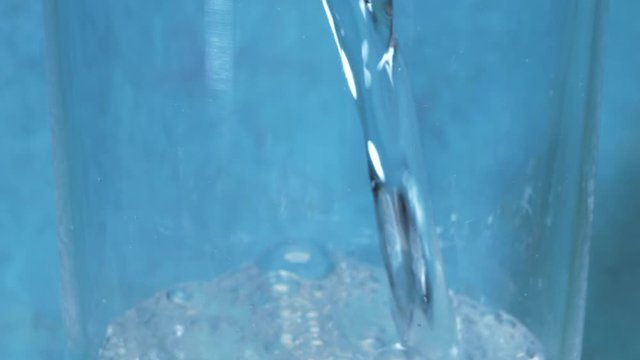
[395,1,606,358]
[45,0,606,359]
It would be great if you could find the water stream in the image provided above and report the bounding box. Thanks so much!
[321,0,458,357]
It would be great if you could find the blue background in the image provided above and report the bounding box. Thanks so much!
[0,0,637,359]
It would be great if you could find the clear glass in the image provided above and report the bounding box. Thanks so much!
[395,1,606,358]
[45,0,606,359]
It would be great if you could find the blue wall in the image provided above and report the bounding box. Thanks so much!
[0,1,62,359]
[583,0,640,358]
[0,0,636,359]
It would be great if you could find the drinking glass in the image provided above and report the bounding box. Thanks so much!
[45,0,606,359]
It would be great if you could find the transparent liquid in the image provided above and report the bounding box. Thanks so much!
[99,244,544,360]
[321,0,458,354]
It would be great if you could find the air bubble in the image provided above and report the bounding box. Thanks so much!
[360,336,384,352]
[166,288,191,305]
[373,343,425,360]
[258,242,334,280]
[100,257,545,360]
[268,270,301,295]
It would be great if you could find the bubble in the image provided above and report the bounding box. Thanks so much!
[280,333,294,348]
[166,288,191,305]
[453,295,545,360]
[272,283,290,293]
[311,339,324,347]
[360,336,384,353]
[100,256,545,360]
[257,242,334,280]
[268,270,301,295]
[174,324,185,337]
[374,343,425,360]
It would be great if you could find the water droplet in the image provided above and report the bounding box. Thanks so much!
[258,242,334,280]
